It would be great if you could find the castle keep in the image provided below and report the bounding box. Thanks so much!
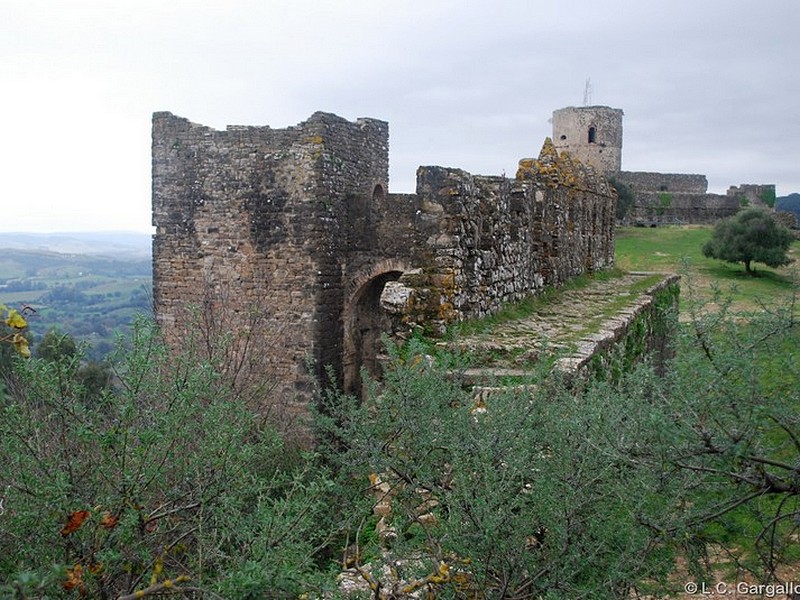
[152,111,616,405]
[552,105,775,223]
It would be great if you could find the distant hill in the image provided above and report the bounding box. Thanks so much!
[0,232,152,360]
[0,231,151,259]
[776,193,800,222]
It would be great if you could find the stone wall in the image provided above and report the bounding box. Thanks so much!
[382,139,616,336]
[152,111,390,412]
[617,171,708,195]
[614,171,760,224]
[552,106,623,174]
[726,184,776,209]
[153,113,617,407]
[557,274,680,379]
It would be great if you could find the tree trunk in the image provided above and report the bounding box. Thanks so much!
[744,260,753,276]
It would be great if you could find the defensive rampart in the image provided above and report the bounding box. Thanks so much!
[616,171,775,224]
[152,112,616,409]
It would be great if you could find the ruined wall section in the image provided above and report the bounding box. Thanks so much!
[152,111,389,407]
[383,139,617,334]
[154,111,619,406]
[614,172,771,223]
[617,171,708,194]
[299,113,390,386]
[727,184,776,209]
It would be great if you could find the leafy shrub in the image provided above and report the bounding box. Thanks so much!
[316,343,681,597]
[317,285,800,597]
[0,317,334,598]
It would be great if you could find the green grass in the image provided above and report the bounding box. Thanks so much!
[615,225,799,313]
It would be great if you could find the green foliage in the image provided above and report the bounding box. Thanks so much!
[316,281,799,596]
[0,317,335,598]
[31,329,113,403]
[36,328,78,362]
[658,292,800,577]
[3,265,799,597]
[608,176,635,221]
[702,208,794,275]
[316,341,682,597]
[760,187,776,208]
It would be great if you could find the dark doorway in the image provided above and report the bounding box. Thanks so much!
[342,270,402,398]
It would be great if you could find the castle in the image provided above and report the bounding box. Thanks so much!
[151,111,617,410]
[552,105,776,223]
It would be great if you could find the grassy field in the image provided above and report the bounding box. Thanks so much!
[0,249,151,358]
[615,225,800,315]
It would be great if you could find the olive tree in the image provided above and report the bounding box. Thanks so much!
[702,208,794,275]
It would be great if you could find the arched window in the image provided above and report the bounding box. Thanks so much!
[588,126,597,144]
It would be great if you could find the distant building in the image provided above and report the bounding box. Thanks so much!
[552,105,775,224]
[552,106,623,174]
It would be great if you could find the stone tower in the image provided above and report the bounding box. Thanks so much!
[552,106,623,174]
[152,110,617,416]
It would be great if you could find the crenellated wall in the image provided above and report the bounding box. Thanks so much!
[153,112,617,407]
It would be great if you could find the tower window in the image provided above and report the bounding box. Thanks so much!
[588,126,596,143]
[560,134,567,140]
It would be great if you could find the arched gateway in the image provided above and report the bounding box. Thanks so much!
[152,110,617,411]
[342,260,410,397]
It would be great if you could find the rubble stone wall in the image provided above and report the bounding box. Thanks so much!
[617,171,708,194]
[385,141,616,335]
[153,112,617,406]
[614,172,775,224]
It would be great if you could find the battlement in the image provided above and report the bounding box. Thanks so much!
[152,111,617,409]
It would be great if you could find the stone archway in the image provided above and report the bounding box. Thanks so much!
[342,260,408,398]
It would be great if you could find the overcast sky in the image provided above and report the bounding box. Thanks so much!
[2,0,798,233]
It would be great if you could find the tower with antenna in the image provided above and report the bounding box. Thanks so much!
[551,101,623,174]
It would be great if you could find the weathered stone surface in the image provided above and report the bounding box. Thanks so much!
[451,272,680,392]
[551,105,775,225]
[552,106,623,174]
[152,111,617,409]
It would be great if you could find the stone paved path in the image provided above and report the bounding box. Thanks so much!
[448,272,677,384]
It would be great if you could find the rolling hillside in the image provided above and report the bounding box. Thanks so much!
[0,232,152,359]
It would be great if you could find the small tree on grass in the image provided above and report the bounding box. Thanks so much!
[702,208,794,275]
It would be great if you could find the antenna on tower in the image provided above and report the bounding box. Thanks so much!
[583,78,593,106]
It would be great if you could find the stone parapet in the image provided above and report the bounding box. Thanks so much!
[153,112,618,405]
